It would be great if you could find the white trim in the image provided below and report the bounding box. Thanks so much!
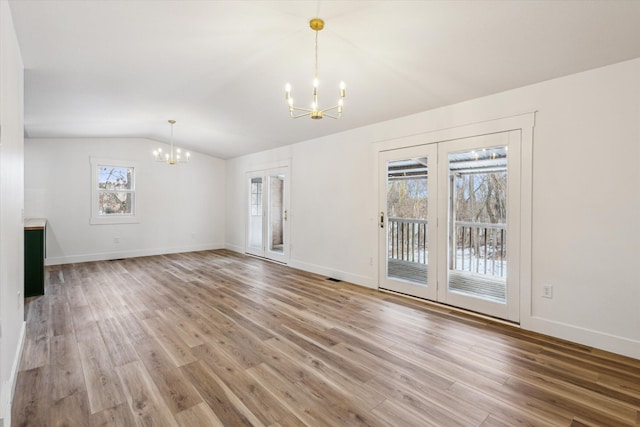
[44,243,224,265]
[225,243,244,254]
[376,112,536,152]
[518,122,535,330]
[289,259,376,289]
[228,246,378,290]
[222,244,378,289]
[244,158,292,174]
[0,321,26,427]
[527,316,640,360]
[90,157,140,225]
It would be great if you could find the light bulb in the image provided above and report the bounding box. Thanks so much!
[285,83,291,92]
[313,78,319,88]
[338,99,344,106]
[311,102,317,110]
[176,148,181,153]
[158,148,162,153]
[288,97,294,106]
[340,81,346,90]
[186,152,191,159]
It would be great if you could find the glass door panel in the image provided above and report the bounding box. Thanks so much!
[437,131,520,321]
[386,158,429,284]
[447,146,508,303]
[379,145,438,300]
[268,174,285,256]
[247,176,264,256]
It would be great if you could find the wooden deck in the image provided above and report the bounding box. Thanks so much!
[388,258,506,302]
[12,250,640,426]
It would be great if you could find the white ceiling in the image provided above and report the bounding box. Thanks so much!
[8,0,640,159]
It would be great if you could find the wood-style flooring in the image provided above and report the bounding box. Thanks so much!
[12,250,640,426]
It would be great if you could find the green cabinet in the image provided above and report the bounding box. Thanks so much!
[24,218,46,297]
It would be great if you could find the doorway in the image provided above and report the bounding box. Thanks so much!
[379,131,521,322]
[246,167,289,264]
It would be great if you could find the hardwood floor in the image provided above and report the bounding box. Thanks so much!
[12,249,640,426]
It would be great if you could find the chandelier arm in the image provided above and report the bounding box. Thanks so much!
[290,111,312,119]
[290,106,315,113]
[318,104,340,113]
[322,112,341,119]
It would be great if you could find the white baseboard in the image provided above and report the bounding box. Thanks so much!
[44,243,225,265]
[524,316,640,360]
[288,259,377,289]
[0,321,26,427]
[224,243,244,254]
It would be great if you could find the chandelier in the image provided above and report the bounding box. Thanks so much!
[153,120,190,165]
[285,18,346,119]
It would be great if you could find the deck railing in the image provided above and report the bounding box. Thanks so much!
[453,221,506,278]
[387,218,506,278]
[388,218,428,264]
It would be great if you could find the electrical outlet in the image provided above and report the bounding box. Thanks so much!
[542,284,553,299]
[114,237,120,244]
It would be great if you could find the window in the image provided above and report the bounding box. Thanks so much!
[90,157,139,224]
[251,177,262,216]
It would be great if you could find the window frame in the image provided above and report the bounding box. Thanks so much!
[90,157,140,225]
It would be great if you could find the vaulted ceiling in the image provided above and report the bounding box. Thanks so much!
[9,1,640,159]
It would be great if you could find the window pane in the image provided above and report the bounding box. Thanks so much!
[99,191,133,215]
[386,157,429,285]
[98,166,133,190]
[448,146,507,303]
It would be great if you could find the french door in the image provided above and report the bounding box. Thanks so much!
[379,131,521,321]
[246,167,289,264]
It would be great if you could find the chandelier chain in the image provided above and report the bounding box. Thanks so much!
[314,30,319,81]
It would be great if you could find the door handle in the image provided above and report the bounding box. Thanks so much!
[284,210,288,221]
[380,211,384,229]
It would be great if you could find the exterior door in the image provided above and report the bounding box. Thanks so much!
[378,144,438,300]
[437,131,520,321]
[246,167,289,264]
[379,131,521,322]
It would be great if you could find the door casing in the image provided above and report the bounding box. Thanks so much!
[379,130,523,322]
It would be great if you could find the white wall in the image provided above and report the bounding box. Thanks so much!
[0,1,25,425]
[226,58,640,359]
[25,138,226,264]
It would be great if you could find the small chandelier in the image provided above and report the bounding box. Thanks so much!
[153,119,190,165]
[285,18,346,120]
